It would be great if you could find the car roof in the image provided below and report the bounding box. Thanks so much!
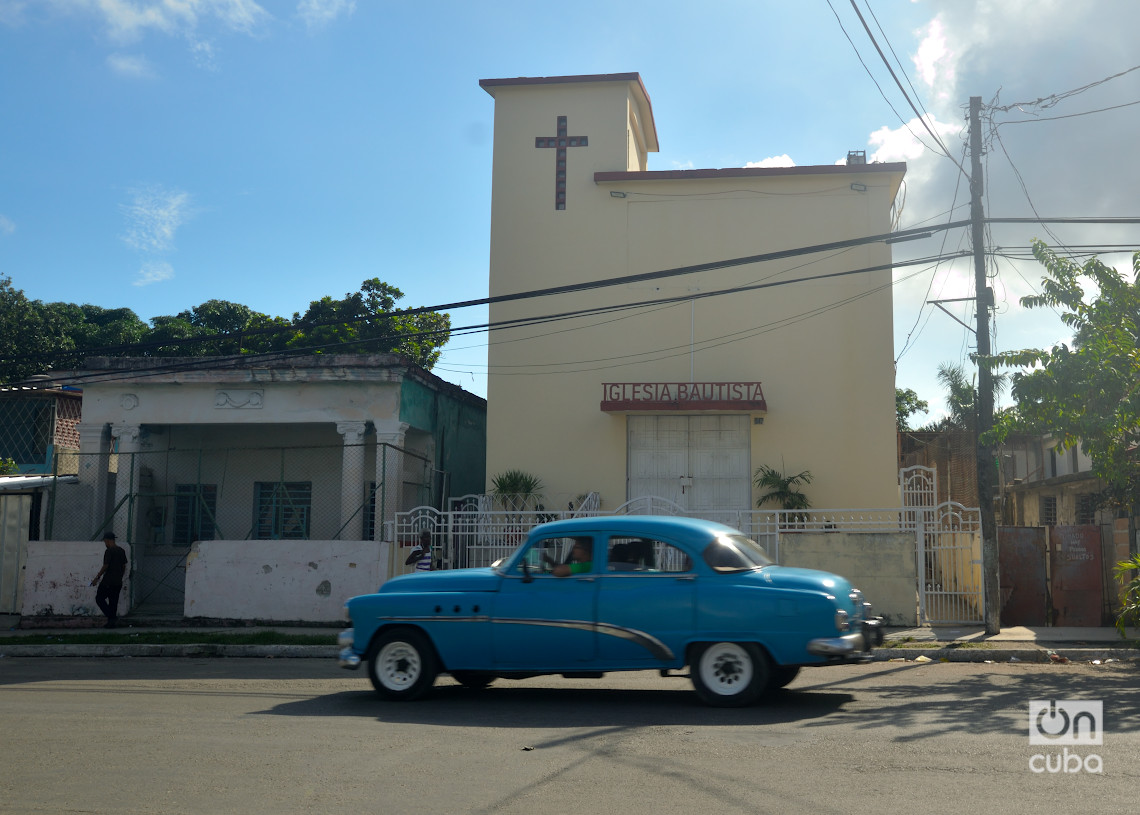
[531,515,741,541]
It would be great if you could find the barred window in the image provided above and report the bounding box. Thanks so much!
[254,481,311,540]
[1041,495,1058,526]
[1076,494,1097,525]
[174,484,217,544]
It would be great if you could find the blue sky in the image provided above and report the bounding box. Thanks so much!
[2,0,1139,422]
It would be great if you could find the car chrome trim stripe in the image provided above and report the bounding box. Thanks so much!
[492,618,675,661]
[376,615,674,660]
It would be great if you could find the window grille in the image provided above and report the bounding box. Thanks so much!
[1076,494,1097,525]
[253,481,311,539]
[174,484,218,543]
[1041,495,1058,526]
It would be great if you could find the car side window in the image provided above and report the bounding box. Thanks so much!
[517,536,593,575]
[606,537,692,573]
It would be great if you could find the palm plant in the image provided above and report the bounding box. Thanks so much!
[490,469,545,511]
[754,464,814,526]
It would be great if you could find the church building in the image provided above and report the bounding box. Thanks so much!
[480,73,906,513]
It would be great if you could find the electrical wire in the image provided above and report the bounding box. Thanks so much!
[7,220,960,366]
[21,252,966,389]
[846,0,959,166]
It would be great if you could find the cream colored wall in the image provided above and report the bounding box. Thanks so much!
[485,78,902,511]
[78,380,401,428]
[778,532,917,626]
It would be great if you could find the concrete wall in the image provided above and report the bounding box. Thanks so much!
[779,532,917,626]
[21,541,132,617]
[183,540,386,622]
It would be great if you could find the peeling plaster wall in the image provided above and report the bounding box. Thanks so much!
[779,532,917,626]
[184,540,383,621]
[21,541,132,617]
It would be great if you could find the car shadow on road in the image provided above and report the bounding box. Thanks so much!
[254,680,855,728]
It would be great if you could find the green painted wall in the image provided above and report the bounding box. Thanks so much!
[399,377,487,500]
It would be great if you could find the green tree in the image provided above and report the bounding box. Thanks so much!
[895,387,929,431]
[287,279,450,368]
[917,362,1007,433]
[990,240,1140,507]
[0,276,56,382]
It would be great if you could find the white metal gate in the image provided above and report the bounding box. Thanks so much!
[627,415,750,511]
[901,465,984,624]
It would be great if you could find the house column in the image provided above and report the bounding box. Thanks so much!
[76,422,111,538]
[110,424,142,540]
[373,420,409,583]
[337,421,367,541]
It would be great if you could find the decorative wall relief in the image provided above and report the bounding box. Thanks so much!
[120,394,139,410]
[215,389,265,409]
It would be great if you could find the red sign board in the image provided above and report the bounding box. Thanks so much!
[600,382,767,412]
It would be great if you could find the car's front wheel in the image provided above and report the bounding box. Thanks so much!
[690,641,771,707]
[368,628,438,700]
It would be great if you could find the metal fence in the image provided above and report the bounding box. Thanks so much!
[393,485,986,626]
[393,497,933,575]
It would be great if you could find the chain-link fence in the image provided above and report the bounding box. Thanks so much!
[0,391,82,474]
[40,441,438,545]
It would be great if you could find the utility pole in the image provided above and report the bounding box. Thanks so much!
[969,95,1000,634]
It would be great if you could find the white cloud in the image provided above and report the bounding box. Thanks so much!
[188,37,218,70]
[913,17,952,89]
[0,214,14,236]
[89,0,269,41]
[133,260,174,286]
[121,185,191,253]
[297,0,354,31]
[868,115,960,164]
[107,51,155,78]
[744,155,796,169]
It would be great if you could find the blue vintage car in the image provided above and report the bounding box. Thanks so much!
[338,516,883,707]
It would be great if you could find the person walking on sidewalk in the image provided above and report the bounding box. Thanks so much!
[90,531,128,628]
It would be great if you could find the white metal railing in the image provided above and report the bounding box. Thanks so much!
[391,501,970,572]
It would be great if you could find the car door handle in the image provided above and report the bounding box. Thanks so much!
[577,577,596,582]
[675,575,695,581]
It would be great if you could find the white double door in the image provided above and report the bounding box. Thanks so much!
[627,415,751,511]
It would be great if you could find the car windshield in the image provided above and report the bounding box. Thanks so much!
[702,534,773,572]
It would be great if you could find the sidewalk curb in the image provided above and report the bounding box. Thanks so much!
[0,644,338,659]
[874,647,1140,663]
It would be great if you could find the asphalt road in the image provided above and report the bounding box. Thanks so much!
[2,658,1137,814]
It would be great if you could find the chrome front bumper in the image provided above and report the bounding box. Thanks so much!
[807,617,884,660]
[338,628,361,669]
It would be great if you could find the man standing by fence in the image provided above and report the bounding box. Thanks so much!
[90,532,128,628]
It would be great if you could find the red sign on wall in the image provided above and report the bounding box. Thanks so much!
[600,382,767,412]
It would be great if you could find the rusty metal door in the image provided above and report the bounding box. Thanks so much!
[998,527,1047,626]
[1050,526,1104,627]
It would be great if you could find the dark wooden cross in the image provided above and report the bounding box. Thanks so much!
[535,115,588,210]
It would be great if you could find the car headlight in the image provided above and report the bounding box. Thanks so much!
[835,609,850,632]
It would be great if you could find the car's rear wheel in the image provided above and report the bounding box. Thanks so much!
[368,628,438,700]
[450,671,496,690]
[690,641,771,707]
[769,665,801,689]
